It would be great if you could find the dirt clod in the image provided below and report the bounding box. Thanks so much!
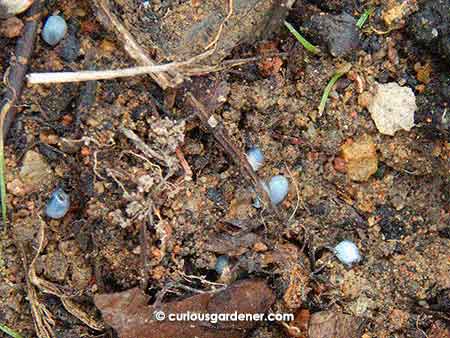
[18,150,53,193]
[0,16,23,38]
[340,134,378,182]
[368,82,416,136]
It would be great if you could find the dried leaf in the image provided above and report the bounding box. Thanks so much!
[308,311,366,338]
[95,279,275,338]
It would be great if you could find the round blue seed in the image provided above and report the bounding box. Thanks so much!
[268,175,289,205]
[42,16,67,46]
[215,255,230,275]
[45,188,70,219]
[247,147,264,172]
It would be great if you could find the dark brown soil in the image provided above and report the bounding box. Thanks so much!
[0,0,449,337]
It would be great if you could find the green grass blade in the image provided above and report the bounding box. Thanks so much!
[356,7,374,29]
[0,135,7,226]
[318,64,352,115]
[284,21,321,55]
[0,323,24,338]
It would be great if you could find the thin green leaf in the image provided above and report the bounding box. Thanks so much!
[284,21,321,55]
[0,323,24,338]
[318,63,352,116]
[356,7,374,29]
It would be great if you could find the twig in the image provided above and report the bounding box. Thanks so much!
[185,92,272,209]
[1,0,42,138]
[27,52,285,85]
[175,147,193,179]
[27,62,191,84]
[286,166,300,223]
[204,0,234,50]
[27,219,104,331]
[119,126,167,165]
[0,0,42,227]
[75,50,97,137]
[19,221,56,338]
[92,0,183,89]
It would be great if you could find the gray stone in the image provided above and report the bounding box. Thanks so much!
[19,150,53,192]
[308,12,360,57]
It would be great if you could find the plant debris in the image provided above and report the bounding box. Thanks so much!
[95,279,275,338]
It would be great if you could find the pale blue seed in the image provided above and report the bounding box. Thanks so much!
[268,175,289,205]
[247,147,264,172]
[42,16,67,46]
[215,255,230,275]
[45,188,70,219]
[334,240,361,267]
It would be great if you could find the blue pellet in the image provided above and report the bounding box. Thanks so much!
[45,188,70,219]
[42,16,67,46]
[267,175,289,205]
[247,147,264,172]
[215,255,230,275]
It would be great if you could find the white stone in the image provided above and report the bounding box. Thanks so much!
[368,82,416,136]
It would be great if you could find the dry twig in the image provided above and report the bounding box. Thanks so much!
[75,50,98,137]
[19,239,56,338]
[92,0,183,89]
[119,126,168,165]
[185,92,273,208]
[24,219,104,332]
[1,0,42,139]
[204,0,234,50]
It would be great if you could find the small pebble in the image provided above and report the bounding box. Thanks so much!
[267,175,289,205]
[58,33,80,62]
[334,240,362,267]
[42,15,67,46]
[246,147,264,172]
[215,255,230,275]
[45,188,70,219]
[0,17,24,38]
[0,0,33,19]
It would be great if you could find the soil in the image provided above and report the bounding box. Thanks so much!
[0,0,449,338]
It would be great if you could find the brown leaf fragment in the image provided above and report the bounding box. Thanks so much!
[204,232,259,256]
[308,311,366,338]
[94,279,275,338]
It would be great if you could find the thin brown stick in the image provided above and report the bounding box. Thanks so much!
[204,0,234,50]
[186,92,272,208]
[119,126,167,165]
[75,50,98,137]
[93,0,183,89]
[27,62,191,84]
[1,0,42,139]
[27,52,286,85]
